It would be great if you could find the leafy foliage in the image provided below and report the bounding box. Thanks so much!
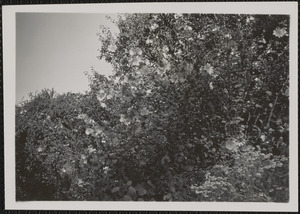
[191,143,288,202]
[16,14,289,201]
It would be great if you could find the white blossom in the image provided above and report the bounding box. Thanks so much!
[100,103,107,108]
[85,128,94,135]
[78,179,84,187]
[120,114,131,126]
[146,38,153,44]
[246,16,255,23]
[140,107,151,116]
[224,34,232,39]
[150,23,159,30]
[77,113,88,119]
[87,145,96,154]
[273,27,287,38]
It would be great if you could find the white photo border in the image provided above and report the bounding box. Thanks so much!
[3,2,298,212]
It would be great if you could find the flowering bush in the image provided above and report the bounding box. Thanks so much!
[16,14,289,201]
[191,143,289,202]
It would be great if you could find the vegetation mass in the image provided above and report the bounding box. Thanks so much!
[16,14,289,202]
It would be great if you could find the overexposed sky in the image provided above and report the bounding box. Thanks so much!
[16,13,118,103]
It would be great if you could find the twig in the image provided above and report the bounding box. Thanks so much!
[266,94,279,127]
[254,113,260,125]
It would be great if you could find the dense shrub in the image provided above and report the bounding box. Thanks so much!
[191,143,288,202]
[16,14,289,201]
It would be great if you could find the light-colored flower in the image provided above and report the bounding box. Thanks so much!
[103,166,110,174]
[174,13,183,18]
[197,34,206,40]
[204,63,218,78]
[87,145,96,154]
[212,27,219,32]
[140,107,151,116]
[145,59,150,65]
[77,113,88,119]
[96,90,106,102]
[246,16,255,23]
[162,45,169,53]
[107,44,117,52]
[100,103,107,108]
[131,56,142,66]
[120,114,131,125]
[84,117,96,125]
[175,49,182,55]
[225,139,238,151]
[273,27,287,38]
[224,34,232,39]
[85,128,94,135]
[106,94,113,100]
[129,49,135,56]
[146,38,153,44]
[94,126,103,136]
[150,23,159,30]
[137,49,142,55]
[162,59,171,71]
[78,178,84,187]
[140,65,151,74]
[146,89,152,95]
[186,26,193,31]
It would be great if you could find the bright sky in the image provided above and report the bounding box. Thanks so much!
[16,13,118,103]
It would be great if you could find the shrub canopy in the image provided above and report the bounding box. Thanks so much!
[16,14,289,201]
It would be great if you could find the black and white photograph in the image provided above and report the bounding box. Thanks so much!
[3,2,298,212]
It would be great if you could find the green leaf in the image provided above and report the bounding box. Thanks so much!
[135,125,142,134]
[163,193,172,201]
[123,194,132,201]
[170,186,176,193]
[234,83,243,88]
[128,186,136,195]
[284,89,289,97]
[111,187,120,193]
[137,187,147,196]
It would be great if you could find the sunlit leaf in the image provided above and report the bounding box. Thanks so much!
[266,91,272,96]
